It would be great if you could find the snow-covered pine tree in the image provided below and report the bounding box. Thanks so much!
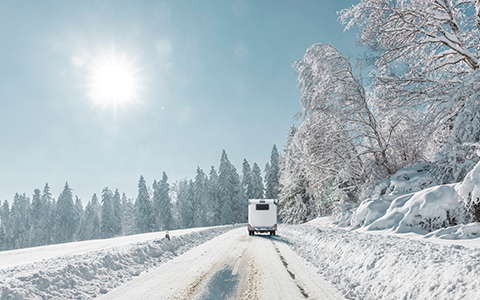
[152,179,161,231]
[208,166,221,226]
[112,189,122,235]
[41,183,54,245]
[221,200,234,225]
[218,150,233,224]
[29,189,44,247]
[0,203,6,251]
[193,167,209,227]
[1,200,12,250]
[218,150,244,223]
[101,187,116,238]
[74,196,83,240]
[251,163,264,199]
[265,145,280,199]
[54,183,76,244]
[176,180,194,228]
[121,193,136,235]
[156,172,173,230]
[135,176,155,233]
[242,159,253,200]
[264,162,270,196]
[11,193,31,249]
[77,200,92,241]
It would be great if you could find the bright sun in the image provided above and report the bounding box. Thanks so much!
[88,50,140,108]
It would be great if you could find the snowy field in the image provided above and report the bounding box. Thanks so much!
[0,225,240,299]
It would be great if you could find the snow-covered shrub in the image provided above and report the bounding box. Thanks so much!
[456,158,480,222]
[367,184,461,233]
[347,164,438,229]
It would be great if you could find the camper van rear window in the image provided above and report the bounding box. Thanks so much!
[256,204,269,210]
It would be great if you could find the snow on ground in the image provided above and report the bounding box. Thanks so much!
[0,225,240,300]
[277,161,480,299]
[281,219,480,300]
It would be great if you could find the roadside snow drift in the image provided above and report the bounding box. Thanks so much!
[0,225,239,299]
[281,222,480,300]
[346,162,480,234]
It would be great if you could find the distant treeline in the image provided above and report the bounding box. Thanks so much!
[0,147,280,251]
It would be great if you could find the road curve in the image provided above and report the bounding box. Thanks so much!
[98,227,345,300]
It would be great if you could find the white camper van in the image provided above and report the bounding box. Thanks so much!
[248,199,278,235]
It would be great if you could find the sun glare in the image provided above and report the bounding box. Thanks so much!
[88,50,140,108]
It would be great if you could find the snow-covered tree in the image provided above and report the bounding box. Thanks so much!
[101,187,116,238]
[278,124,318,223]
[74,196,83,239]
[218,150,245,224]
[54,182,76,244]
[339,0,480,147]
[431,69,480,185]
[251,163,264,199]
[112,189,122,235]
[193,167,209,227]
[1,200,12,250]
[156,172,173,230]
[242,159,253,199]
[265,145,280,199]
[293,43,399,199]
[12,193,31,249]
[208,166,221,225]
[121,193,136,235]
[135,176,155,233]
[177,180,194,228]
[41,183,54,245]
[29,189,44,247]
[77,194,101,241]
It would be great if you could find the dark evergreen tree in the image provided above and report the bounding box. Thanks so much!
[54,182,76,244]
[135,176,154,233]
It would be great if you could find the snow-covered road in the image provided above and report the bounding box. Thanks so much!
[98,227,344,300]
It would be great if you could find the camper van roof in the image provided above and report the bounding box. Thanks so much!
[248,199,278,204]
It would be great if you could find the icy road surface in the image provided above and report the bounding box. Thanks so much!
[99,227,344,300]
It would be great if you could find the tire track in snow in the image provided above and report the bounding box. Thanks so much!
[272,240,309,299]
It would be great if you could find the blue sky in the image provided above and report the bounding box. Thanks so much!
[0,0,363,202]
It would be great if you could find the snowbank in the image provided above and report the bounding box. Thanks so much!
[342,162,478,234]
[280,222,480,300]
[0,225,239,300]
